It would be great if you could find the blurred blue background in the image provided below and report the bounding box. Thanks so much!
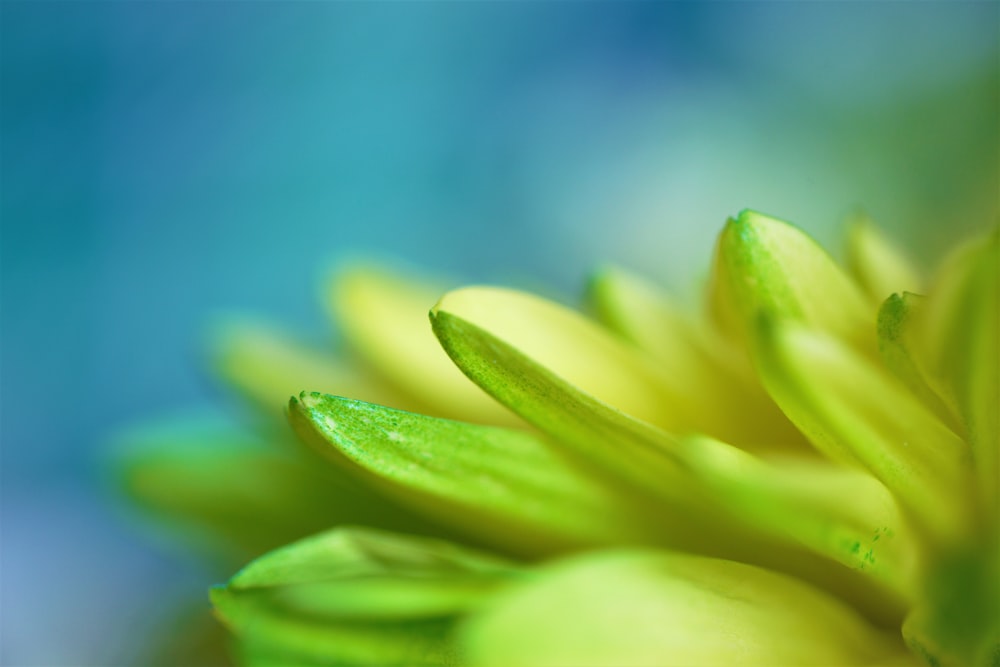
[2,2,997,664]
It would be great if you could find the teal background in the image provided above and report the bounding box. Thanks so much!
[2,2,997,664]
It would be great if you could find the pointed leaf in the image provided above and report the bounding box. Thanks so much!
[711,209,873,350]
[289,393,680,556]
[460,550,907,667]
[753,317,975,542]
[845,213,922,305]
[328,263,518,426]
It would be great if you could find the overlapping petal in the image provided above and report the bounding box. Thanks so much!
[129,210,996,667]
[289,393,684,556]
[212,527,520,666]
[679,434,915,601]
[116,419,434,563]
[845,213,923,305]
[877,293,961,430]
[329,263,519,426]
[429,293,911,617]
[212,320,412,419]
[917,228,999,518]
[459,550,913,667]
[710,209,874,351]
[752,316,975,542]
[588,265,807,450]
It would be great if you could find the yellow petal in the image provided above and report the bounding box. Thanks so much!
[711,209,873,350]
[328,262,519,426]
[115,418,437,563]
[846,212,923,305]
[460,550,910,667]
[918,227,999,521]
[430,303,910,615]
[877,293,962,430]
[211,320,405,418]
[681,434,916,600]
[433,284,712,437]
[589,265,807,450]
[753,317,975,543]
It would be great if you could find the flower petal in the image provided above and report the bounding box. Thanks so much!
[877,293,961,430]
[918,227,999,519]
[213,593,458,666]
[680,434,916,600]
[587,264,721,372]
[431,285,697,434]
[288,393,681,556]
[212,527,514,666]
[329,263,518,426]
[428,301,911,614]
[429,297,704,509]
[711,209,873,350]
[753,317,975,542]
[460,550,909,667]
[211,320,411,418]
[845,213,922,305]
[115,419,435,562]
[225,526,518,618]
[588,265,807,450]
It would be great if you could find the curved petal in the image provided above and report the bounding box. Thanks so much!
[588,265,807,450]
[460,550,911,667]
[428,303,911,617]
[431,285,695,434]
[288,393,682,556]
[845,213,922,305]
[328,263,519,426]
[210,319,412,418]
[918,227,999,521]
[710,209,873,351]
[224,527,519,618]
[114,419,434,563]
[680,434,916,600]
[429,299,706,510]
[753,317,975,543]
[212,527,516,666]
[877,293,961,430]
